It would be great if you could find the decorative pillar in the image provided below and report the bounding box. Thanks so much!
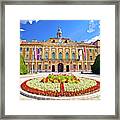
[86,48,88,71]
[63,48,65,60]
[82,49,84,70]
[29,48,32,62]
[56,47,58,59]
[76,48,78,60]
[70,47,72,60]
[42,62,44,71]
[42,46,45,60]
[55,65,58,72]
[93,48,95,61]
[49,47,51,59]
[64,64,66,72]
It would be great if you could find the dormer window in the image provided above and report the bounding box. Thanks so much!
[65,40,67,43]
[52,40,55,43]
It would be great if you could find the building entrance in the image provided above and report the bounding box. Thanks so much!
[66,65,69,72]
[58,63,64,72]
[52,65,55,72]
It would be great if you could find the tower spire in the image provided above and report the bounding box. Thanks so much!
[57,27,62,38]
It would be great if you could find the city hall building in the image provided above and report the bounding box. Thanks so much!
[20,28,100,73]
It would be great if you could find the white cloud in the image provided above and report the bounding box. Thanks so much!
[87,20,96,33]
[86,35,100,43]
[28,20,39,24]
[35,20,39,22]
[28,20,33,24]
[20,20,33,24]
[21,20,39,24]
[20,29,26,31]
[20,20,28,24]
[87,28,95,33]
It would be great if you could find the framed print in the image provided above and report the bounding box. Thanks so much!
[0,0,119,119]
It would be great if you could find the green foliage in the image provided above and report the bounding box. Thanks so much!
[91,54,100,74]
[46,74,79,83]
[20,55,28,75]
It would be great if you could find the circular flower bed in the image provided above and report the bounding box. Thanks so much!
[21,74,100,97]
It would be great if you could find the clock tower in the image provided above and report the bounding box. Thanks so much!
[57,27,62,38]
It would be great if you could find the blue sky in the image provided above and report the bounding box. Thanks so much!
[20,20,100,42]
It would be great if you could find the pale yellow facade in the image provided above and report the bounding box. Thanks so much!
[20,38,100,73]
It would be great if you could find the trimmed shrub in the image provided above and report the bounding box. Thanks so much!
[91,54,100,74]
[20,55,28,75]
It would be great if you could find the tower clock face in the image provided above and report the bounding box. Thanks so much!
[58,38,62,45]
[59,38,62,43]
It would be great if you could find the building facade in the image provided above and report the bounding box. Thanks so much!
[20,28,100,73]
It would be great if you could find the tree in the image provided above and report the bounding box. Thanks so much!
[20,55,28,75]
[91,54,100,74]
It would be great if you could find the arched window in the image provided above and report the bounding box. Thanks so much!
[20,47,22,52]
[26,47,29,52]
[66,52,69,60]
[72,52,75,60]
[52,52,56,60]
[59,52,62,60]
[39,55,42,60]
[45,52,48,60]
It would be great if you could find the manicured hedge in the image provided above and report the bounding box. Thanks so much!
[91,54,100,74]
[20,55,28,75]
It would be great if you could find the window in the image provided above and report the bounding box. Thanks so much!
[65,40,67,43]
[26,47,29,51]
[20,47,22,52]
[72,52,75,60]
[37,55,39,60]
[52,40,55,43]
[66,52,69,60]
[79,65,81,70]
[73,65,76,69]
[39,48,42,53]
[39,55,42,60]
[95,49,97,53]
[26,54,29,59]
[52,52,56,60]
[37,48,40,54]
[32,55,34,60]
[45,52,48,60]
[33,65,35,70]
[90,56,92,60]
[89,49,92,53]
[59,52,62,60]
[78,49,82,60]
[45,64,48,69]
[38,65,41,70]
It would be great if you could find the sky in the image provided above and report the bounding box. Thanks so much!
[20,20,100,42]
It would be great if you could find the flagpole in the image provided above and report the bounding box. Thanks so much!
[82,47,84,70]
[82,47,84,73]
[35,45,37,73]
[32,48,33,74]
